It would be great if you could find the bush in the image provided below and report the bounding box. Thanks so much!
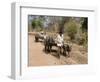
[31,19,43,31]
[65,20,78,40]
[77,32,87,45]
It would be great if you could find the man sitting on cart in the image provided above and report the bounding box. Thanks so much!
[55,31,64,57]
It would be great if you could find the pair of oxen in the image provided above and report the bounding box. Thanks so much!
[44,36,72,58]
[35,32,72,58]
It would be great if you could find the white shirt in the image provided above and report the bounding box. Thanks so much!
[55,34,64,46]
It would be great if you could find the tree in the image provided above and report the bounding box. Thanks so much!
[81,18,88,32]
[31,20,37,29]
[65,19,78,40]
[31,18,43,31]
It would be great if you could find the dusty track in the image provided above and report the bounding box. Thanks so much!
[28,34,88,66]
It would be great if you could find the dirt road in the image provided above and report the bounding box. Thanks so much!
[28,34,88,66]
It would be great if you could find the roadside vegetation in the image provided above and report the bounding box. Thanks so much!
[28,15,88,48]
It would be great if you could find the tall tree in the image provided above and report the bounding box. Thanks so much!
[81,18,88,32]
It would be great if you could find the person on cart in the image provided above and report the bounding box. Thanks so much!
[55,31,64,57]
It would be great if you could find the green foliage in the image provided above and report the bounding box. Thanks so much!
[81,18,88,32]
[31,19,43,31]
[29,16,88,47]
[78,18,88,45]
[77,32,87,46]
[31,20,36,29]
[65,20,78,40]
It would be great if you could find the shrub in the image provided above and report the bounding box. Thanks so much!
[65,20,78,40]
[31,19,43,31]
[78,32,87,45]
